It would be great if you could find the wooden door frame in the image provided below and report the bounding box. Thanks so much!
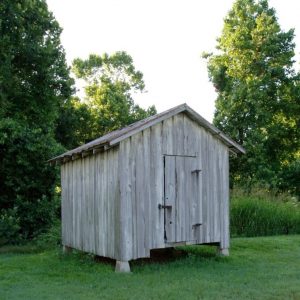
[163,154,199,244]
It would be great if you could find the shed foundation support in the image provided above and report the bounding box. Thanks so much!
[115,261,131,273]
[63,245,72,254]
[217,247,229,256]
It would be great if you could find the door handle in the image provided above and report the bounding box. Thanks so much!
[192,223,202,228]
[158,204,172,209]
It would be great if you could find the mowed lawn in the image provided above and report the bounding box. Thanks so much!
[0,235,299,300]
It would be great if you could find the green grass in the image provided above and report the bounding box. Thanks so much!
[1,236,300,300]
[231,196,300,237]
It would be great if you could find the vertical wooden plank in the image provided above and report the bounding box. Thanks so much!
[84,156,90,252]
[103,151,108,257]
[150,123,164,249]
[81,158,86,251]
[184,118,203,242]
[118,139,133,261]
[106,150,110,257]
[90,156,96,253]
[66,163,75,247]
[70,161,76,249]
[209,134,215,243]
[218,144,224,248]
[162,118,174,155]
[183,114,197,156]
[164,155,176,242]
[187,157,196,242]
[143,128,151,256]
[76,159,83,250]
[175,156,185,242]
[190,157,202,242]
[196,151,203,243]
[201,129,209,243]
[134,135,140,259]
[220,147,230,249]
[61,164,67,246]
[173,114,184,155]
[99,151,106,256]
[135,132,145,258]
[216,140,222,242]
[66,163,71,247]
[212,138,218,242]
[115,149,121,260]
[184,157,190,242]
[108,150,113,258]
[128,135,137,259]
[72,160,77,249]
[94,153,100,256]
[112,147,119,258]
[106,147,118,259]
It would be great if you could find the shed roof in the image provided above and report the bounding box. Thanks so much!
[49,103,245,164]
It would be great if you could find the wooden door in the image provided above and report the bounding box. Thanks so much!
[163,155,202,243]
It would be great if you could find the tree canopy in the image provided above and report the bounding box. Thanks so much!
[203,0,300,194]
[56,52,156,149]
[0,0,73,238]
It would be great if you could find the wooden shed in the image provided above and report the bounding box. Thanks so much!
[49,104,245,272]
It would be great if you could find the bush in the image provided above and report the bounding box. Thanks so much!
[0,119,64,239]
[34,220,61,250]
[230,196,300,237]
[278,159,300,199]
[0,208,21,246]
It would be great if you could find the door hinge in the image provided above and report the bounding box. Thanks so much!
[191,169,202,174]
[158,204,172,209]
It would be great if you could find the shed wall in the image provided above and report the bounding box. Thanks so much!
[118,112,229,261]
[61,147,119,259]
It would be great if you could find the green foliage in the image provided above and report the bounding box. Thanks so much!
[55,97,93,150]
[34,219,61,250]
[0,208,21,246]
[57,51,156,149]
[0,0,73,126]
[230,195,300,236]
[0,0,73,238]
[204,0,300,195]
[278,158,300,198]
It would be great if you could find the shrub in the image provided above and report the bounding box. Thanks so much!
[0,208,21,246]
[230,196,300,237]
[34,219,61,250]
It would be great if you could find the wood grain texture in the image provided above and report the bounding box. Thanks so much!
[61,147,119,259]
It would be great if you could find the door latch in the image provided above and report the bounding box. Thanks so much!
[158,204,172,209]
[191,169,202,174]
[192,223,202,229]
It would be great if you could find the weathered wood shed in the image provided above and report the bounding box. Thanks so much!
[49,104,245,272]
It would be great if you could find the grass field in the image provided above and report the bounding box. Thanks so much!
[0,235,299,300]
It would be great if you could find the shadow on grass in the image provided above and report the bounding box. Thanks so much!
[93,245,221,270]
[1,242,224,272]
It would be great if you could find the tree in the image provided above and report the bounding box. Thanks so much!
[0,0,73,239]
[61,52,156,146]
[55,97,93,150]
[203,0,300,194]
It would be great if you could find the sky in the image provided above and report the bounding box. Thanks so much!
[47,0,300,122]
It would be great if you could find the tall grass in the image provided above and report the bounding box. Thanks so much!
[230,194,300,237]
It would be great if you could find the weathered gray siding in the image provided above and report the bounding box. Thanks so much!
[61,147,119,259]
[61,111,230,261]
[118,112,229,261]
